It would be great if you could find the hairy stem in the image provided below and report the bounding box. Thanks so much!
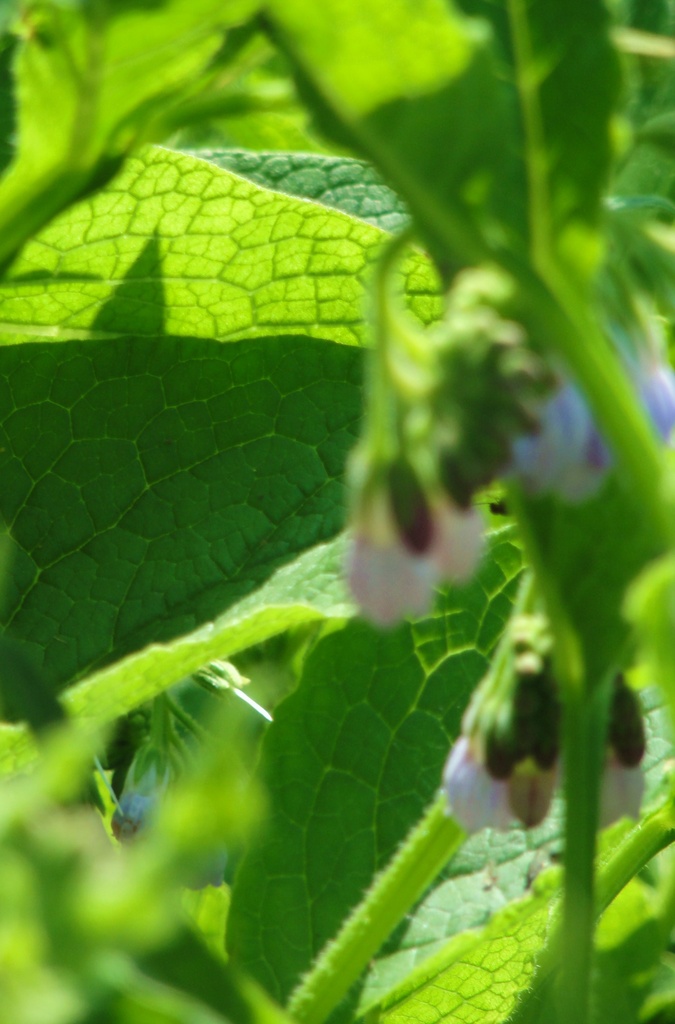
[287,793,463,1024]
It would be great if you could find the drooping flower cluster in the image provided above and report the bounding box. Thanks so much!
[444,612,561,831]
[345,232,675,626]
[346,262,552,626]
[444,635,647,834]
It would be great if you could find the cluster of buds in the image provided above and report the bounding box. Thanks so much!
[346,263,553,626]
[444,613,561,831]
[444,624,647,834]
[346,236,675,626]
[347,454,483,626]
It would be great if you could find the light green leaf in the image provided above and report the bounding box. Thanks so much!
[227,528,523,1003]
[0,146,440,345]
[0,0,258,268]
[264,0,518,262]
[0,333,361,691]
[381,886,552,1024]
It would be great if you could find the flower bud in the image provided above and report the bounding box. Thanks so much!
[599,755,644,828]
[607,674,646,768]
[111,758,170,843]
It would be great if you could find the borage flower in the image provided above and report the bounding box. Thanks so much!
[346,466,483,627]
[112,758,170,842]
[509,357,675,503]
[509,382,611,503]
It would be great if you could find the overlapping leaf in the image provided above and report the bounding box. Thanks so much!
[227,528,523,1003]
[0,0,262,266]
[189,149,409,233]
[0,146,440,346]
[264,0,515,262]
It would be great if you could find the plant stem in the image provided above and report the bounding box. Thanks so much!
[286,793,463,1024]
[558,681,609,1024]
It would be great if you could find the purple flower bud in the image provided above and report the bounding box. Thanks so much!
[112,791,157,842]
[509,383,610,502]
[599,754,644,828]
[443,736,512,833]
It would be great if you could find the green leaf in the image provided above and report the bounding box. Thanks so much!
[0,532,356,775]
[227,528,523,1004]
[0,146,441,345]
[0,0,258,268]
[0,333,361,690]
[502,0,619,276]
[380,884,553,1024]
[515,477,661,684]
[185,149,409,232]
[264,0,514,262]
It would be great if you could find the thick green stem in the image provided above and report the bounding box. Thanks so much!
[558,682,609,1024]
[286,793,463,1024]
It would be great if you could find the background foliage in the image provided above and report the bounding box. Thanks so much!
[1,2,675,1024]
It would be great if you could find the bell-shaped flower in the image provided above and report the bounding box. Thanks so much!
[637,360,675,443]
[443,736,512,833]
[509,382,610,502]
[346,462,483,627]
[599,755,644,828]
[509,356,675,503]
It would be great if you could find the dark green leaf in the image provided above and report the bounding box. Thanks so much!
[0,333,362,688]
[185,149,409,232]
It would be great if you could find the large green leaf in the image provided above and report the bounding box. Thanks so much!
[0,333,362,689]
[0,146,440,345]
[227,528,523,1003]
